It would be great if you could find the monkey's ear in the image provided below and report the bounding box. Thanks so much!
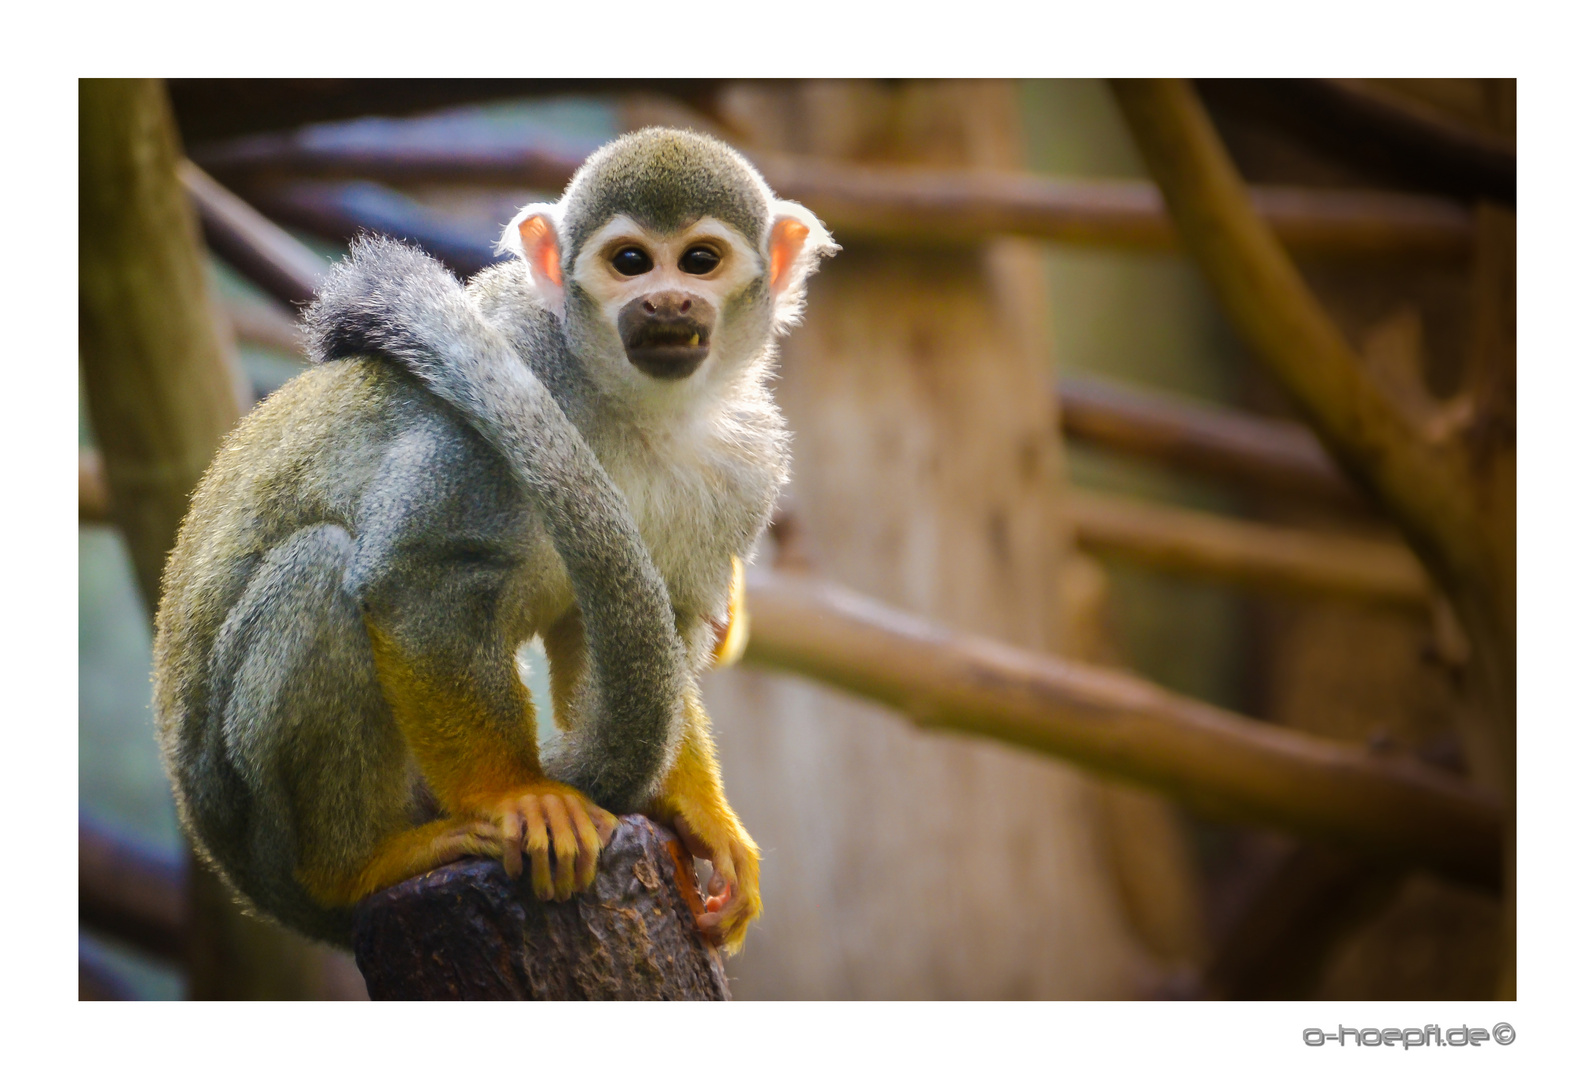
[766,200,839,330]
[498,202,565,309]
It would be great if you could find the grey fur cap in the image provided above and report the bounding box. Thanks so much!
[557,128,774,268]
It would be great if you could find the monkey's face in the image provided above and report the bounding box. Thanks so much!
[505,147,836,410]
[568,215,767,389]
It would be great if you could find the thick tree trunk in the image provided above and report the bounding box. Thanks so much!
[353,817,728,1000]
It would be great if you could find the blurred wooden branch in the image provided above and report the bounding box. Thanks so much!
[180,160,327,308]
[83,440,1422,618]
[78,449,112,524]
[193,133,1474,259]
[1071,490,1428,611]
[239,179,507,277]
[1109,78,1516,995]
[79,817,187,963]
[1056,377,1357,506]
[221,295,305,357]
[1197,79,1514,205]
[168,79,733,144]
[82,423,1488,886]
[78,444,1428,611]
[762,157,1472,258]
[173,166,1379,531]
[1107,79,1513,671]
[742,570,1499,889]
[1201,842,1405,999]
[1109,80,1450,510]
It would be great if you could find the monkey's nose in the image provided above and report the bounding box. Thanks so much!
[640,292,694,316]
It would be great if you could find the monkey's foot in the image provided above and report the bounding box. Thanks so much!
[663,806,762,954]
[305,817,505,907]
[470,782,618,903]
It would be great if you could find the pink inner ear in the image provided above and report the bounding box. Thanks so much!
[768,218,810,295]
[518,214,562,287]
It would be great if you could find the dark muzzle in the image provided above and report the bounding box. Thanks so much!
[618,293,712,380]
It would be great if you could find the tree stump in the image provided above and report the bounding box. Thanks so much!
[351,815,730,1000]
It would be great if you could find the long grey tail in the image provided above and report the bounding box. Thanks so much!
[303,236,685,811]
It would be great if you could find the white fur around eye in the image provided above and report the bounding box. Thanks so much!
[569,217,764,320]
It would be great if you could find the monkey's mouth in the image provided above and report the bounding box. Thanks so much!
[622,319,711,380]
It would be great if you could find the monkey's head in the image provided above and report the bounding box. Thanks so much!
[497,128,837,401]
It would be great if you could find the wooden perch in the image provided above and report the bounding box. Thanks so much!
[741,570,1499,888]
[353,816,729,1000]
[1070,490,1429,611]
[193,133,1474,260]
[79,817,187,963]
[78,810,731,1001]
[1056,377,1357,506]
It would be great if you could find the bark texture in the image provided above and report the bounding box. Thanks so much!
[353,816,729,1000]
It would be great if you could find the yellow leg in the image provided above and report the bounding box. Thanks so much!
[299,816,502,908]
[649,692,762,954]
[355,623,618,904]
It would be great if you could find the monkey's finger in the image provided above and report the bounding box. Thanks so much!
[565,794,602,891]
[541,794,579,901]
[520,799,555,901]
[670,814,716,862]
[707,848,754,935]
[498,810,525,881]
[589,805,619,846]
[704,871,729,913]
[696,907,727,945]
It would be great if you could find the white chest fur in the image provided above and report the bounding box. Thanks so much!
[594,407,776,621]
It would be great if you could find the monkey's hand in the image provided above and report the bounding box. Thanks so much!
[661,795,762,955]
[466,780,618,903]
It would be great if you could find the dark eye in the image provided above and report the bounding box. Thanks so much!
[611,247,653,276]
[679,246,721,275]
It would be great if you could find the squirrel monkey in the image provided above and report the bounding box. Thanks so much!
[153,129,836,954]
